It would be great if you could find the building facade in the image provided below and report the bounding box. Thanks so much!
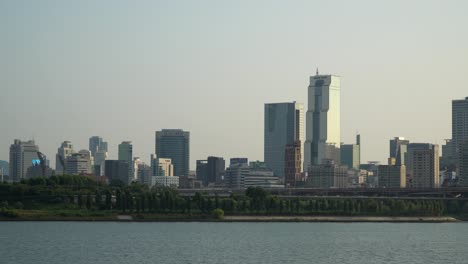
[225,163,282,189]
[264,102,304,178]
[284,141,302,187]
[9,139,40,182]
[118,141,133,182]
[304,74,341,170]
[340,135,361,170]
[151,176,179,188]
[56,141,74,175]
[65,150,92,175]
[306,159,348,188]
[155,129,190,177]
[406,143,439,188]
[378,164,406,188]
[390,137,410,166]
[453,97,468,184]
[105,160,130,184]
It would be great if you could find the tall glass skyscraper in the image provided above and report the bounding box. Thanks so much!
[453,97,468,185]
[304,74,341,171]
[264,102,304,178]
[155,129,190,177]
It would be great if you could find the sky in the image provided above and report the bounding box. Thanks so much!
[1,0,468,170]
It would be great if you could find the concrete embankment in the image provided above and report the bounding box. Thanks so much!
[223,216,459,223]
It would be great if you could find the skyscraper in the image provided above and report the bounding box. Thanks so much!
[340,134,361,170]
[118,141,133,182]
[284,141,302,187]
[56,141,74,175]
[151,154,174,176]
[390,137,409,166]
[406,143,439,188]
[65,150,92,175]
[207,156,225,184]
[105,160,130,185]
[452,97,468,184]
[304,73,341,171]
[9,139,40,182]
[89,136,108,158]
[264,102,304,178]
[155,129,190,176]
[89,136,108,176]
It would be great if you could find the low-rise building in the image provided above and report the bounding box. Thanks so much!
[151,176,179,188]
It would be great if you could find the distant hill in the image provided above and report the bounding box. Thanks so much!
[0,160,9,175]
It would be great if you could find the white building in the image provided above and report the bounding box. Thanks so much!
[151,154,174,176]
[225,163,283,189]
[151,176,179,188]
[65,150,92,175]
[56,141,74,175]
[304,73,341,170]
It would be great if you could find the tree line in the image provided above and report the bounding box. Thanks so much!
[1,175,468,217]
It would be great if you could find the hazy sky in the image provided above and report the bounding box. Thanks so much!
[1,0,467,169]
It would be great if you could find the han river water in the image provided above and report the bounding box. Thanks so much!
[1,222,467,264]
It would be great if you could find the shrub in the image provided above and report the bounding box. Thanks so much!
[212,208,224,220]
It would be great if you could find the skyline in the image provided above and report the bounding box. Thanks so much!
[2,1,468,168]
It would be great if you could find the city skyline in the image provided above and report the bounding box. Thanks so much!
[2,1,468,169]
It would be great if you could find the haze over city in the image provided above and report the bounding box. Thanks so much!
[2,0,468,168]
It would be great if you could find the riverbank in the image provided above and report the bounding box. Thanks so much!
[0,211,461,222]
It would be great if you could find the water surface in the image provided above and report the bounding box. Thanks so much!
[1,222,466,264]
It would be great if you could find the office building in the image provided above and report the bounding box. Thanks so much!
[105,160,130,184]
[137,163,152,185]
[284,141,302,187]
[406,143,439,188]
[155,129,190,176]
[55,141,74,175]
[453,97,468,151]
[230,158,248,167]
[65,150,92,175]
[151,176,179,188]
[341,134,361,170]
[390,137,410,166]
[9,139,40,182]
[264,102,304,178]
[459,140,468,185]
[304,73,341,170]
[196,160,208,185]
[118,141,133,182]
[150,154,174,176]
[0,160,9,177]
[225,162,282,189]
[378,158,406,188]
[306,159,348,188]
[89,136,108,158]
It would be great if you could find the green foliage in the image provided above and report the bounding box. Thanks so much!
[212,208,224,220]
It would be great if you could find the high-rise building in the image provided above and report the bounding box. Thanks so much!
[378,158,406,188]
[406,143,439,188]
[56,141,74,175]
[105,160,130,185]
[65,150,92,175]
[137,163,152,185]
[89,136,108,158]
[306,159,348,188]
[459,140,468,186]
[225,162,282,189]
[207,156,225,184]
[284,141,302,187]
[150,154,174,177]
[155,129,190,176]
[390,137,409,166]
[453,97,468,184]
[9,139,40,182]
[264,102,304,178]
[304,73,341,170]
[89,136,108,176]
[230,158,248,167]
[118,141,133,183]
[196,160,208,185]
[340,134,361,170]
